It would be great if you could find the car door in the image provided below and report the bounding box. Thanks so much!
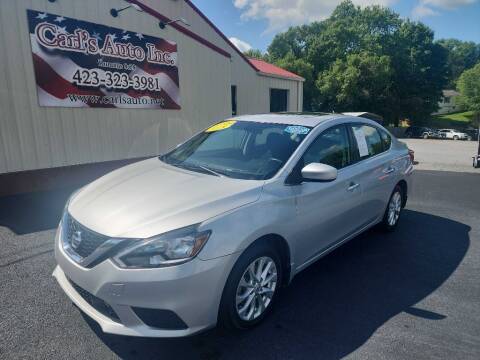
[291,124,365,268]
[348,123,397,224]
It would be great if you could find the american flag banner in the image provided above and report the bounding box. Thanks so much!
[27,9,181,109]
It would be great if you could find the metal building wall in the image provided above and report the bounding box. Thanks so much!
[133,0,304,116]
[0,0,231,174]
[0,0,303,176]
[139,0,230,52]
[230,51,303,115]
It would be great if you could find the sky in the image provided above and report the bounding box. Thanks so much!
[192,0,480,52]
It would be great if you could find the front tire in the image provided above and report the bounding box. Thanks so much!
[219,242,282,330]
[381,185,404,232]
[453,135,459,140]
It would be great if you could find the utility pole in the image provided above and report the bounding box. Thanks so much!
[477,113,480,163]
[475,113,480,168]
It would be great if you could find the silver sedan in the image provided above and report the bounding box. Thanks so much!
[53,113,413,337]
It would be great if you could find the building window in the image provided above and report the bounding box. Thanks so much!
[231,85,237,115]
[270,89,288,112]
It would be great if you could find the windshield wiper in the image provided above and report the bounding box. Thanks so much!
[160,156,231,178]
[196,165,225,177]
[170,162,225,177]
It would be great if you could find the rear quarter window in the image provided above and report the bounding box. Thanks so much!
[379,129,392,150]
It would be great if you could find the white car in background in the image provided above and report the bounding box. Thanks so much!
[438,129,470,141]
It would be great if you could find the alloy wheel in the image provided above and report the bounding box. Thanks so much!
[388,191,402,226]
[235,256,277,321]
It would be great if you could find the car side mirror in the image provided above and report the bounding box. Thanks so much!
[301,163,338,182]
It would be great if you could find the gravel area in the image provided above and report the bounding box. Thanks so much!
[402,139,479,173]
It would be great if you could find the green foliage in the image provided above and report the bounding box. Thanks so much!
[243,49,266,60]
[430,111,474,129]
[273,53,315,109]
[268,24,315,61]
[435,111,474,122]
[316,52,393,114]
[389,21,448,123]
[437,39,480,88]
[267,0,450,125]
[457,63,480,127]
[457,63,480,114]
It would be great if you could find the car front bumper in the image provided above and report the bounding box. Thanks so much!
[53,227,238,337]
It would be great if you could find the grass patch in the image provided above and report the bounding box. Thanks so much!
[429,111,474,129]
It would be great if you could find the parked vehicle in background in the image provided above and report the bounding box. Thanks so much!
[438,129,470,140]
[53,114,413,337]
[465,129,478,142]
[404,126,443,139]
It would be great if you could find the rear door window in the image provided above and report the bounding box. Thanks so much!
[350,124,384,159]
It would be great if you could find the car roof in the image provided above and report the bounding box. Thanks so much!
[231,113,347,127]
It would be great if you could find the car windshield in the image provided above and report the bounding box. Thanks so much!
[160,120,312,180]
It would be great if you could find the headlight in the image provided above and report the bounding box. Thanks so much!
[112,225,211,268]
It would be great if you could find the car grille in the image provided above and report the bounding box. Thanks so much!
[64,213,109,259]
[68,278,121,323]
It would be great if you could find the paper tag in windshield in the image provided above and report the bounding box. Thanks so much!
[284,125,310,135]
[205,120,236,132]
[353,127,369,157]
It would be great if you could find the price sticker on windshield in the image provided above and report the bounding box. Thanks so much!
[206,120,237,132]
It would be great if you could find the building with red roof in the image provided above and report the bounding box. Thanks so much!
[248,57,305,81]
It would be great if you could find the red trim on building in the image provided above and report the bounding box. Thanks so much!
[248,58,304,81]
[127,0,231,59]
[183,0,259,72]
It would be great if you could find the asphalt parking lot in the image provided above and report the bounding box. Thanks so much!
[1,156,480,359]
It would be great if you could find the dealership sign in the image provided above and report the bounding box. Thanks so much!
[27,9,180,109]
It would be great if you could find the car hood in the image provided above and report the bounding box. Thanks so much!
[68,158,264,238]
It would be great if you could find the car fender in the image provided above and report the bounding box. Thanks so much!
[198,186,298,264]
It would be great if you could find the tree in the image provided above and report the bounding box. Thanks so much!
[389,20,448,124]
[264,0,448,124]
[457,63,480,121]
[437,39,480,88]
[243,49,266,60]
[268,24,317,61]
[457,63,480,154]
[316,52,393,114]
[306,2,401,68]
[274,53,316,110]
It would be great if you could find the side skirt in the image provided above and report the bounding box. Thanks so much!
[294,216,381,274]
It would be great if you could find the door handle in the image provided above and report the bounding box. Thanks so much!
[383,167,395,174]
[347,182,360,192]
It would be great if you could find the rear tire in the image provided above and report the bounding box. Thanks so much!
[381,185,404,232]
[219,242,282,330]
